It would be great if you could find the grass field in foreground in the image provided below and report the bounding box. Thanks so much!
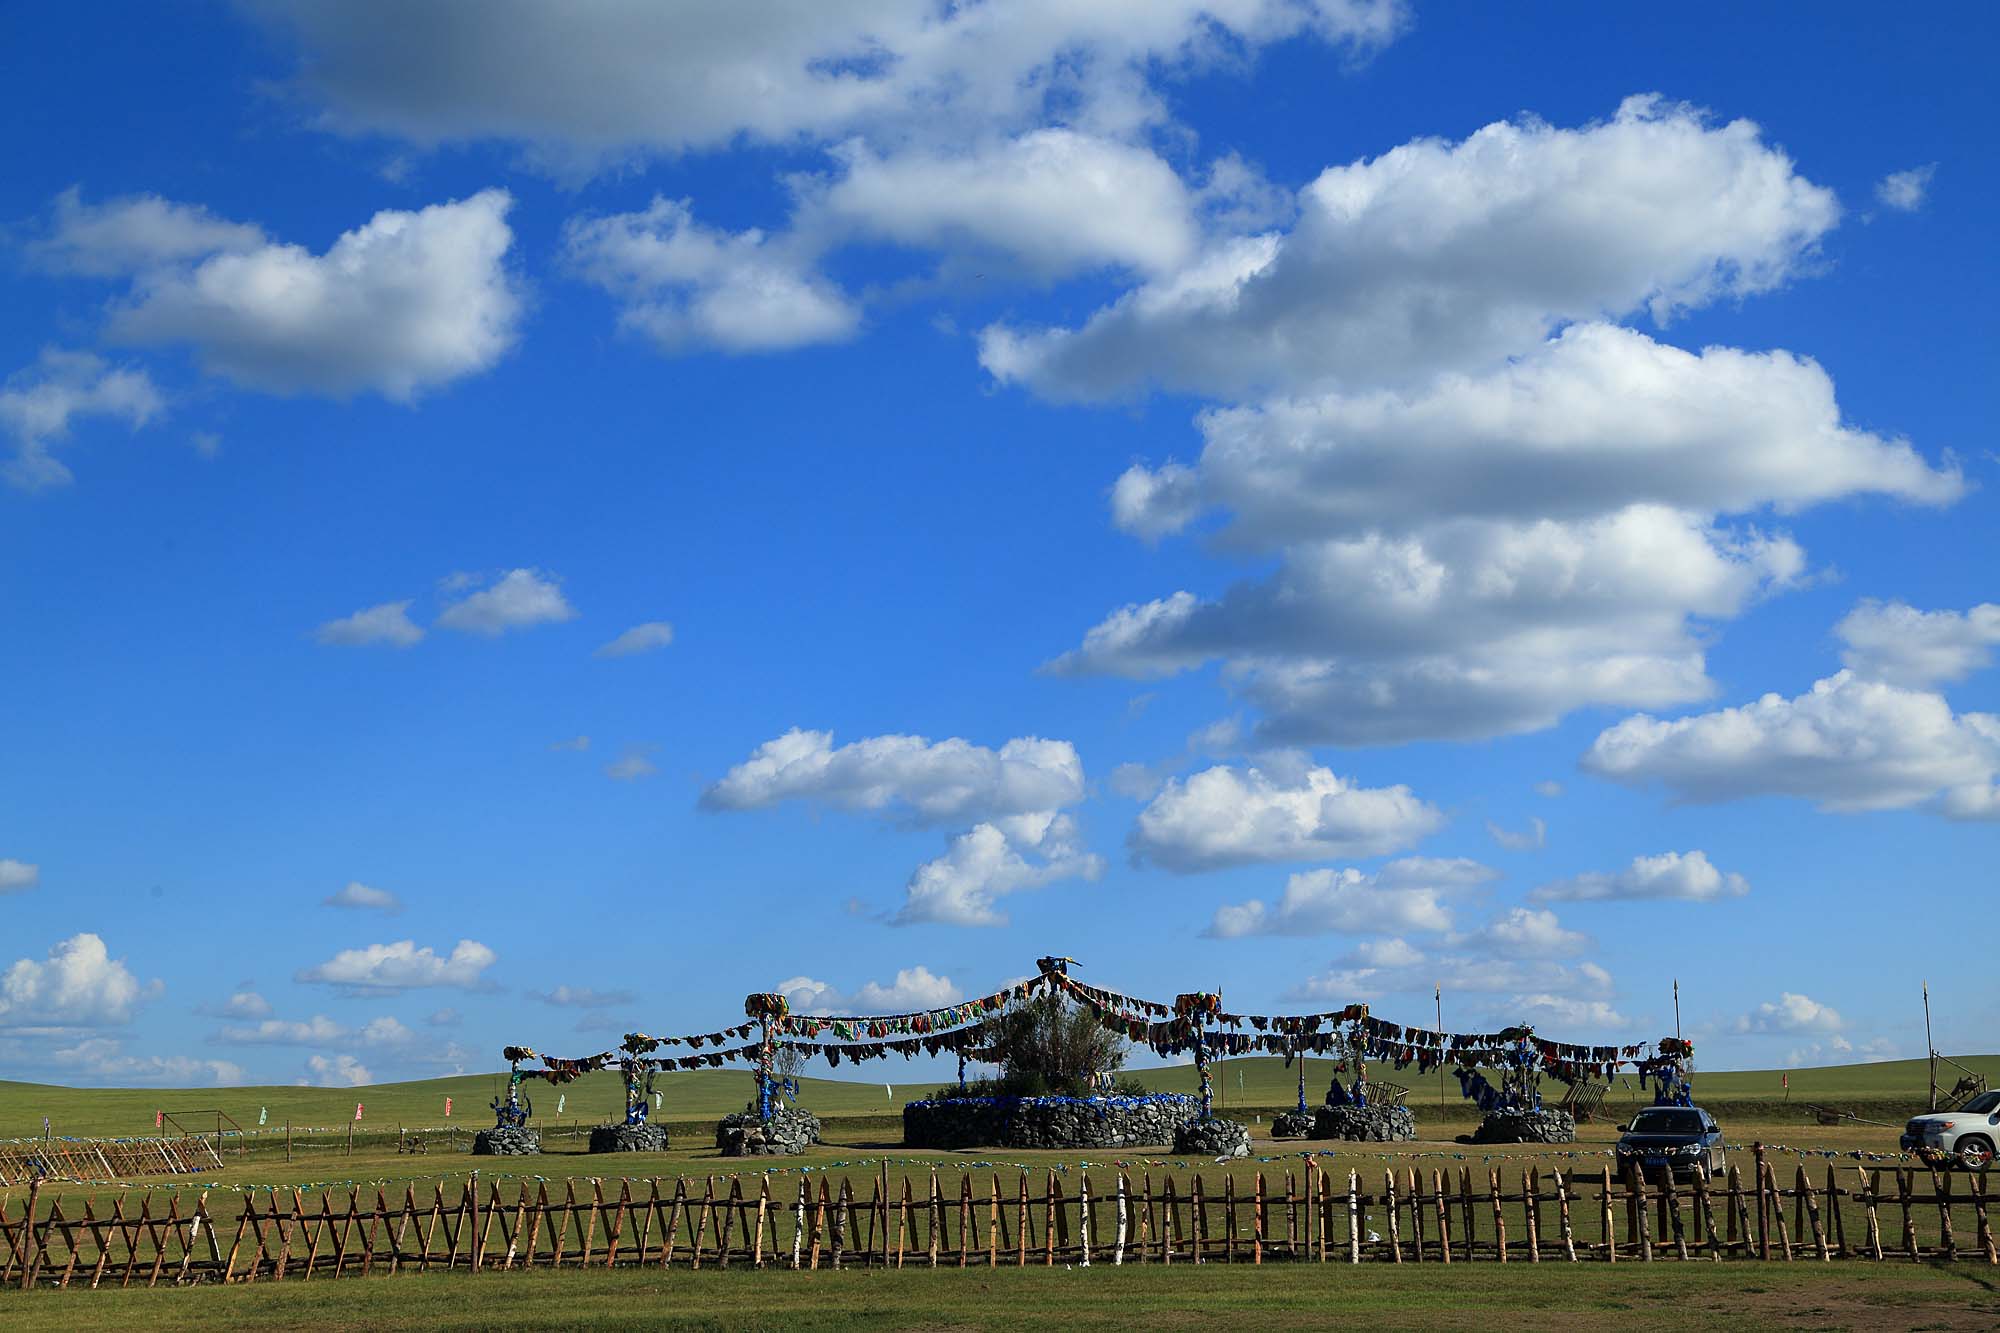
[4,1260,1995,1331]
[5,1054,1993,1142]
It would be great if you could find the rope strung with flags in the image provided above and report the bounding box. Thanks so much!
[503,955,1680,1088]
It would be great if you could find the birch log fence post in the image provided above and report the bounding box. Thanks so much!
[1897,1169,1917,1261]
[1753,1144,1770,1260]
[1384,1170,1401,1263]
[1974,1170,1996,1265]
[1434,1167,1452,1264]
[1800,1166,1829,1262]
[1859,1167,1883,1261]
[1767,1161,1794,1261]
[1937,1169,1958,1260]
[1600,1166,1616,1263]
[1554,1169,1575,1262]
[1347,1170,1360,1265]
[1408,1167,1425,1264]
[1525,1167,1541,1263]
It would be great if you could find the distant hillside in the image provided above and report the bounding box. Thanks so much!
[4,1054,1991,1141]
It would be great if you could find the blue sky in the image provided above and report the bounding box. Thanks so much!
[2,2,1994,1091]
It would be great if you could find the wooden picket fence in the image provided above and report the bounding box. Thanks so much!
[3,1151,1993,1289]
[0,1137,224,1187]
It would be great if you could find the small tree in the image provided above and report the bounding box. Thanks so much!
[983,993,1132,1097]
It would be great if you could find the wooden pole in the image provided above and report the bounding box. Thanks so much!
[1859,1168,1883,1261]
[1753,1144,1769,1259]
[1600,1165,1616,1263]
[1971,1169,1995,1265]
[1934,1168,1956,1260]
[1554,1169,1575,1262]
[1897,1169,1917,1260]
[1408,1167,1424,1264]
[1490,1167,1508,1263]
[1801,1166,1829,1261]
[1347,1170,1360,1264]
[1526,1167,1541,1263]
[1385,1170,1401,1263]
[1768,1162,1794,1261]
[1924,982,1936,1110]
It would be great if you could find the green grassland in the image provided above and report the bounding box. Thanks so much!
[3,1259,1995,1331]
[4,1054,1993,1142]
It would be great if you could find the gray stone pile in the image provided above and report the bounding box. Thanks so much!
[589,1123,670,1153]
[1472,1107,1576,1144]
[472,1126,541,1155]
[1174,1118,1252,1158]
[1312,1103,1418,1142]
[903,1096,1200,1150]
[716,1107,822,1156]
[1270,1110,1316,1138]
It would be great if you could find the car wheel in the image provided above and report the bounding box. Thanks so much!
[1959,1135,1995,1170]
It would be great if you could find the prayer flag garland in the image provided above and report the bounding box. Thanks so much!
[513,957,1684,1089]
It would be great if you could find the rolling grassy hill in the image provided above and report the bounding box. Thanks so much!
[4,1053,1992,1141]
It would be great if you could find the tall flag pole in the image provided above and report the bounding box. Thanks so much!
[1436,984,1446,1114]
[1924,981,1936,1111]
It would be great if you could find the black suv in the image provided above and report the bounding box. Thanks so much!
[1615,1105,1728,1182]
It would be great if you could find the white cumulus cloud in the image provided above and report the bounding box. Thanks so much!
[595,621,674,658]
[892,812,1104,927]
[1130,761,1443,871]
[776,966,963,1015]
[315,601,424,648]
[1738,992,1843,1034]
[324,881,405,914]
[982,96,1840,402]
[436,568,577,636]
[35,186,267,275]
[564,197,858,355]
[296,939,497,992]
[252,1,1406,169]
[1874,164,1936,213]
[1286,936,1616,1016]
[702,728,1085,825]
[0,859,39,893]
[810,130,1200,279]
[1531,850,1749,903]
[1836,600,2000,688]
[50,1038,244,1087]
[2,347,165,489]
[532,985,636,1009]
[1487,817,1546,852]
[1206,864,1462,938]
[604,746,660,782]
[107,189,521,401]
[1584,670,2000,819]
[304,1053,373,1087]
[0,934,152,1027]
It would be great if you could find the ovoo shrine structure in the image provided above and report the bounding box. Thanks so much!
[482,955,1663,1155]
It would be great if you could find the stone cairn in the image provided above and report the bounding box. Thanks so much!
[1471,1106,1577,1144]
[717,1106,822,1157]
[473,1046,544,1156]
[1168,991,1253,1157]
[1174,1116,1252,1158]
[1465,1027,1577,1145]
[905,1094,1198,1150]
[589,1033,669,1153]
[1314,1100,1418,1142]
[1270,1109,1316,1138]
[715,992,820,1157]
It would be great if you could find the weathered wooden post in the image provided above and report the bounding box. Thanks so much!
[743,994,790,1121]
